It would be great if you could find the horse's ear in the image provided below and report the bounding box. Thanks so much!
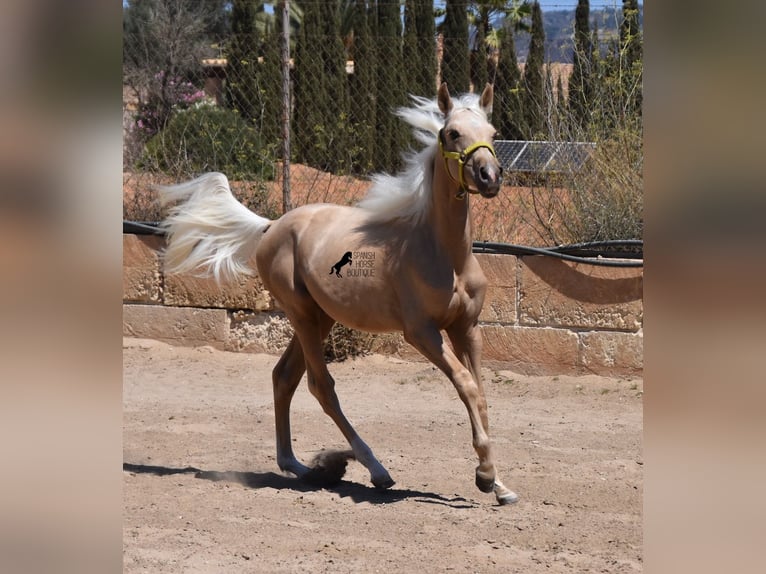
[438,82,453,117]
[480,83,494,115]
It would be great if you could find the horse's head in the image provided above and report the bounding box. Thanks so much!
[437,83,503,199]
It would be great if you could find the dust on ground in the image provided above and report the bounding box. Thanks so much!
[123,337,642,573]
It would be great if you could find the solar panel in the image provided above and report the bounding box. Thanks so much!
[514,141,556,172]
[493,140,526,169]
[545,142,594,172]
[493,140,595,173]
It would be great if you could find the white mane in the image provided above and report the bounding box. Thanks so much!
[356,92,487,222]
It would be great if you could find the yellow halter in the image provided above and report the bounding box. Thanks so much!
[438,129,498,199]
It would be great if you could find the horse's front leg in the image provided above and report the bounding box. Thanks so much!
[410,322,517,505]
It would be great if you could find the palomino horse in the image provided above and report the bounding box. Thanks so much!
[158,83,518,505]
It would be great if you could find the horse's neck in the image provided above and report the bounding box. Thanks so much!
[426,156,474,273]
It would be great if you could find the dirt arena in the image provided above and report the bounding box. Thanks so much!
[123,338,643,573]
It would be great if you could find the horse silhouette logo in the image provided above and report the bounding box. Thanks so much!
[330,251,353,277]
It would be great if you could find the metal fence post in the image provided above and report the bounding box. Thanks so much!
[279,0,292,213]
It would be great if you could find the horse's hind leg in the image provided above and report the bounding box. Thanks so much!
[272,336,310,478]
[293,310,394,489]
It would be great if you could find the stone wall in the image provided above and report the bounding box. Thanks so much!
[123,234,642,376]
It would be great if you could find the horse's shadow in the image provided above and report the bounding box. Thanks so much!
[123,462,478,508]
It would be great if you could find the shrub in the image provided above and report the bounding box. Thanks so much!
[123,173,279,225]
[141,104,276,181]
[323,324,375,362]
[512,127,643,246]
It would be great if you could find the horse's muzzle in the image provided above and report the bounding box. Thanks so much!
[474,161,503,198]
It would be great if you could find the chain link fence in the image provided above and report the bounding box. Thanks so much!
[123,0,642,246]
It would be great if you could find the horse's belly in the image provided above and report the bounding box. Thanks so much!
[305,270,403,332]
[298,236,404,332]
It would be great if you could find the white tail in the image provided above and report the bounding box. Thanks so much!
[157,172,271,282]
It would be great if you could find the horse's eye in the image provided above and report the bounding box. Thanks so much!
[448,129,460,140]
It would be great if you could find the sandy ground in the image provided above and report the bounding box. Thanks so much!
[123,337,643,573]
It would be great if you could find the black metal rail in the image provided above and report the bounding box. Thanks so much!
[124,221,643,268]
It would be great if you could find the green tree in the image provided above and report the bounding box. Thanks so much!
[260,21,282,148]
[472,12,489,91]
[321,0,353,168]
[374,0,407,172]
[494,23,524,140]
[414,0,437,96]
[226,0,261,125]
[589,1,642,136]
[620,0,643,121]
[293,0,351,172]
[349,0,377,173]
[403,0,421,96]
[293,1,326,167]
[470,1,531,92]
[521,1,546,138]
[442,0,470,93]
[568,0,593,131]
[123,0,217,135]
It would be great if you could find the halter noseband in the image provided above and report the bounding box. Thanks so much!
[438,128,498,200]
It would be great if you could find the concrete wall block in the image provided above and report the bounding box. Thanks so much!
[579,330,644,374]
[475,253,517,287]
[123,304,228,349]
[164,272,274,311]
[123,234,163,303]
[475,254,517,324]
[519,257,643,331]
[122,235,644,375]
[480,324,580,375]
[480,285,517,324]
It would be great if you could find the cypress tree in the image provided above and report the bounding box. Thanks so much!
[375,0,407,172]
[494,23,524,140]
[350,0,377,174]
[568,0,593,132]
[521,1,546,138]
[320,0,352,172]
[227,0,261,125]
[293,2,322,166]
[472,12,488,93]
[404,0,419,93]
[293,0,350,172]
[260,22,282,149]
[544,65,557,134]
[620,0,642,121]
[442,0,470,93]
[415,0,437,97]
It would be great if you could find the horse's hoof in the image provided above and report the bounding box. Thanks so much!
[496,490,519,505]
[372,475,396,490]
[475,472,495,493]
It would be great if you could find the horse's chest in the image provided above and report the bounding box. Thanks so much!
[448,275,484,319]
[418,273,484,327]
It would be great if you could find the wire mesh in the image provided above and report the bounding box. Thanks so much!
[122,0,642,246]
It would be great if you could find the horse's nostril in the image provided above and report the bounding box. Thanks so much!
[479,166,490,182]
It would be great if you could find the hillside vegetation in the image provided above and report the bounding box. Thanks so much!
[513,6,645,62]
